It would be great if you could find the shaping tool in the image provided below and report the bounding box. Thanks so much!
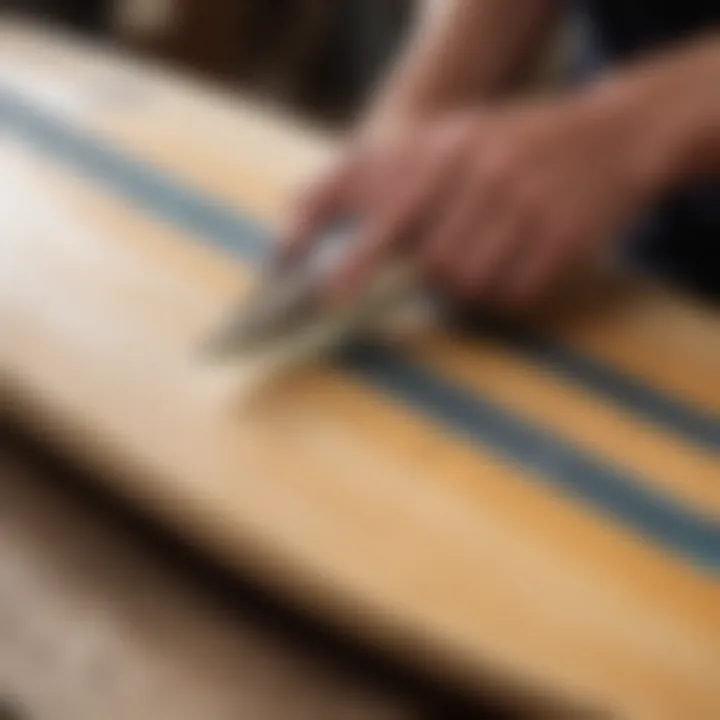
[204,224,423,379]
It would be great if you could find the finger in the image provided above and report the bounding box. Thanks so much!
[330,128,466,299]
[355,139,417,212]
[500,215,581,309]
[279,162,355,262]
[420,174,487,280]
[456,209,528,301]
[420,145,511,287]
[461,175,547,305]
[328,171,430,298]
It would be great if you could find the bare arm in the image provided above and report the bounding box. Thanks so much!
[362,0,560,133]
[588,34,720,190]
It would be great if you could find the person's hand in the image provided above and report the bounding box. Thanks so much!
[282,94,664,309]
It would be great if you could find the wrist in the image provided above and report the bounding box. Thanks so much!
[577,83,680,202]
[581,39,720,197]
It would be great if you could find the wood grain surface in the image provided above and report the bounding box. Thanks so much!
[0,17,718,720]
[3,428,532,720]
[0,431,413,720]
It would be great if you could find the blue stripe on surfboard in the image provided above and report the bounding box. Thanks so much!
[468,317,720,452]
[342,342,719,571]
[0,91,269,264]
[3,88,718,571]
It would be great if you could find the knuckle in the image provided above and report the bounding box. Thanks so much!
[445,114,476,147]
[485,144,522,180]
[471,148,523,193]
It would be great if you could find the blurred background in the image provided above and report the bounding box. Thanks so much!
[2,0,413,123]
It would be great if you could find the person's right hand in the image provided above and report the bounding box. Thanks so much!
[279,120,433,265]
[280,95,667,310]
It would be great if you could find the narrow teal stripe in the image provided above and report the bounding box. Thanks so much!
[3,89,717,572]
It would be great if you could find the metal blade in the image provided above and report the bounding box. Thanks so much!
[203,223,360,358]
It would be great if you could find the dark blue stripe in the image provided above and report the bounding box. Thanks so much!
[466,316,720,452]
[3,89,718,572]
[0,92,269,265]
[342,343,719,569]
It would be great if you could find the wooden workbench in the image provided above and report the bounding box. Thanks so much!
[0,17,718,719]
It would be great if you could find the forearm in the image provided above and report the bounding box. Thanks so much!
[362,0,559,135]
[586,35,720,195]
